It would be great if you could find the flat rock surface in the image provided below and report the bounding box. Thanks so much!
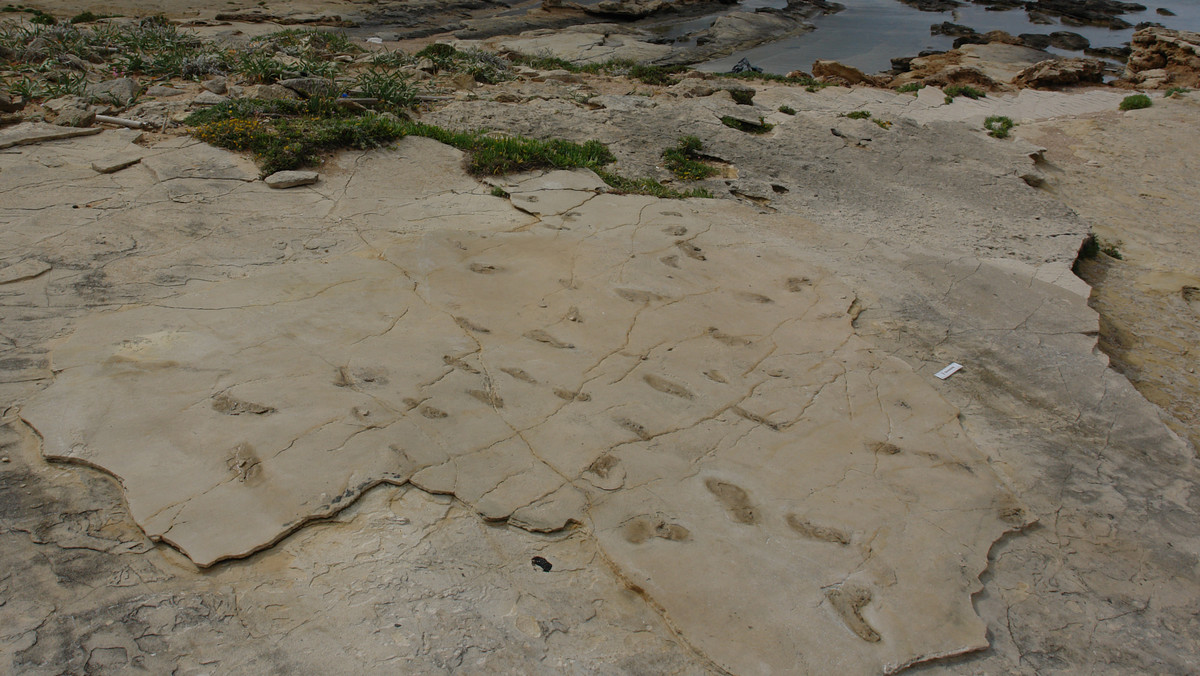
[21,136,1019,672]
[264,169,319,188]
[2,87,1199,675]
[0,122,102,149]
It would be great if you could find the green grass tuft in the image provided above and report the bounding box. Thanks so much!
[662,135,718,181]
[895,82,923,93]
[778,105,796,115]
[845,110,871,120]
[984,115,1014,139]
[595,170,712,199]
[353,66,418,110]
[720,116,773,134]
[943,84,986,102]
[1119,93,1152,110]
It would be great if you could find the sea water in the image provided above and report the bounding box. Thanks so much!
[700,0,1200,74]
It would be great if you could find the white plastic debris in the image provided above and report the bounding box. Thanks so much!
[934,362,963,380]
[366,37,384,44]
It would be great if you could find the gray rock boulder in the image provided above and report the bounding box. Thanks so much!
[279,77,338,99]
[86,78,141,107]
[1014,57,1106,88]
[0,90,23,113]
[146,85,186,98]
[265,170,320,188]
[812,59,881,85]
[53,105,96,128]
[240,84,301,101]
[203,76,228,95]
[192,91,229,106]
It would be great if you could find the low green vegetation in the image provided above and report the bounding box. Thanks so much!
[594,170,713,199]
[896,82,923,93]
[1119,93,1152,110]
[189,103,406,175]
[353,66,419,109]
[414,43,509,84]
[405,122,616,176]
[28,8,54,24]
[70,11,115,23]
[187,98,708,198]
[720,115,773,134]
[490,186,509,198]
[845,110,871,120]
[662,136,719,181]
[873,118,892,129]
[984,115,1014,139]
[943,84,986,103]
[778,105,796,115]
[728,88,755,105]
[1164,86,1191,97]
[0,21,359,91]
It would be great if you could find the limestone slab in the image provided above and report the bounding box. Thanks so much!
[0,122,102,149]
[23,160,1022,674]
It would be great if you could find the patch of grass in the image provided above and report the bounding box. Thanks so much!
[720,116,773,134]
[192,110,407,175]
[1164,86,1191,97]
[943,84,985,103]
[1119,93,1152,110]
[628,63,688,86]
[29,9,55,24]
[778,104,796,115]
[7,74,43,99]
[70,11,113,23]
[235,52,291,83]
[189,101,708,198]
[728,88,754,105]
[416,43,510,83]
[595,170,712,199]
[0,19,228,81]
[873,118,892,129]
[984,115,1014,138]
[662,135,718,181]
[896,82,923,93]
[368,50,411,68]
[255,28,358,58]
[404,122,615,175]
[353,66,418,110]
[490,186,509,198]
[844,110,871,120]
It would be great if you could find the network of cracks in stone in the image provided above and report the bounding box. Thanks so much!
[24,170,1024,674]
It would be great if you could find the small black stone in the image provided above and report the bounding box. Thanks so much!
[531,556,552,572]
